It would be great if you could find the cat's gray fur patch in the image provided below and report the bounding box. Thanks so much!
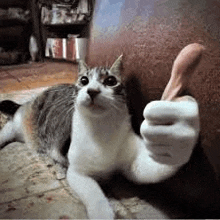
[31,84,77,167]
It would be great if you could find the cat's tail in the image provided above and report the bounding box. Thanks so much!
[0,100,23,149]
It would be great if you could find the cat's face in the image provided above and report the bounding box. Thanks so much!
[75,56,127,117]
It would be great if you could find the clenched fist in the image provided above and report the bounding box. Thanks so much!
[140,96,200,166]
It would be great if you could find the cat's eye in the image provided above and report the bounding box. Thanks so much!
[104,76,118,86]
[80,76,89,86]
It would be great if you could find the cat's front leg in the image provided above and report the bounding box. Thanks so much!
[67,166,114,219]
[126,96,200,184]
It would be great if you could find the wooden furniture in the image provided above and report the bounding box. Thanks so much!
[0,0,32,64]
[31,0,94,61]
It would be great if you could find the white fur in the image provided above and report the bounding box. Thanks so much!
[0,121,16,147]
[0,106,25,147]
[67,83,179,219]
[141,98,200,166]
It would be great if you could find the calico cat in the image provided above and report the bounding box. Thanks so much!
[0,56,199,219]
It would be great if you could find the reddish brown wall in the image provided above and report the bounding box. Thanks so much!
[88,0,220,174]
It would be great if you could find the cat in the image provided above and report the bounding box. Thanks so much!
[0,56,197,219]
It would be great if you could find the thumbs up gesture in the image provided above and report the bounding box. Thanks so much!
[141,44,204,166]
[140,97,200,166]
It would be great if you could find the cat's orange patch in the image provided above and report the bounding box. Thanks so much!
[23,106,37,146]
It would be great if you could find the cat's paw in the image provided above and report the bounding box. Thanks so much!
[140,96,200,166]
[87,200,115,219]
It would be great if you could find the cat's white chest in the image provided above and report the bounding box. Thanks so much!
[68,109,132,176]
[69,137,118,175]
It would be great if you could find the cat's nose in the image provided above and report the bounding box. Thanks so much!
[87,88,100,100]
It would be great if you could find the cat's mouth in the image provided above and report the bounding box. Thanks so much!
[88,102,105,111]
[79,96,107,114]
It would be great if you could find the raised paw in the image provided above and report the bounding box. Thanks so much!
[140,97,200,166]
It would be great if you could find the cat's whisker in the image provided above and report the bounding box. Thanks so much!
[113,98,126,106]
[112,94,126,101]
[109,101,123,112]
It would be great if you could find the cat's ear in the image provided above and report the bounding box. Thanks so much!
[78,59,89,74]
[110,55,123,76]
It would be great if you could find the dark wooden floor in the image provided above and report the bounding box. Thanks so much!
[0,61,78,93]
